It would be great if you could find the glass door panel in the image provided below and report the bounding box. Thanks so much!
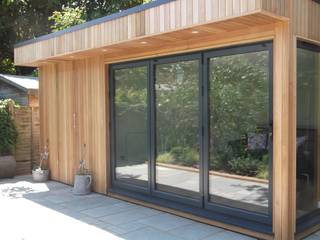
[207,50,271,214]
[114,65,148,187]
[155,59,200,198]
[296,43,320,219]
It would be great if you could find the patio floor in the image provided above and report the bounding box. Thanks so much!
[0,175,318,240]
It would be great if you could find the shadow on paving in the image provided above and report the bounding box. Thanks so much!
[0,175,265,240]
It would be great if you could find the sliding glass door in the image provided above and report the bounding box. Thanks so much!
[110,42,273,229]
[154,56,201,199]
[296,41,320,231]
[204,45,272,216]
[111,63,149,189]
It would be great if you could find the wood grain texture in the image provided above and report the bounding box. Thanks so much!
[28,0,320,238]
[273,21,296,240]
[14,0,266,66]
[39,57,107,193]
[12,107,39,175]
[293,0,320,42]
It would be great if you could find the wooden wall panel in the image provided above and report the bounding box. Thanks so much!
[293,0,320,42]
[262,0,290,17]
[273,18,297,240]
[39,64,59,180]
[56,62,75,184]
[35,14,307,238]
[74,56,107,194]
[39,58,107,193]
[14,0,265,66]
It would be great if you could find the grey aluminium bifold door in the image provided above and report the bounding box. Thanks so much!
[110,41,273,232]
[203,42,273,223]
[110,62,150,191]
[152,54,202,205]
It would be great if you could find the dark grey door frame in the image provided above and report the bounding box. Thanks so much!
[108,40,274,233]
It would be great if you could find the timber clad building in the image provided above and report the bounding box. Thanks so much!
[13,0,320,239]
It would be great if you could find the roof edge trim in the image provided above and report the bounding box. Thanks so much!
[14,0,175,48]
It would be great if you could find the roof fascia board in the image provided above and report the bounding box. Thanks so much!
[14,0,175,48]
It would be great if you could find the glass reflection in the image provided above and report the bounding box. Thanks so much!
[209,51,271,214]
[296,44,320,218]
[114,66,148,186]
[155,59,200,197]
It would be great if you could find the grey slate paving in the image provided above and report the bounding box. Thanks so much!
[168,222,224,240]
[304,235,320,240]
[137,213,194,231]
[202,231,256,240]
[122,227,185,240]
[81,205,129,218]
[99,208,152,225]
[0,175,317,240]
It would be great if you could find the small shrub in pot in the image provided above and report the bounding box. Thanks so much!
[0,99,18,179]
[73,144,92,195]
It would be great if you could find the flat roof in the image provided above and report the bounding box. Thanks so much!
[14,0,174,48]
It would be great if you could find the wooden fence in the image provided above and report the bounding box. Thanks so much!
[12,106,40,175]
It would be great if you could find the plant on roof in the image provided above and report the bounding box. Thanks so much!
[0,99,18,157]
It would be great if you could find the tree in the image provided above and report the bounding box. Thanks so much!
[0,0,151,75]
[49,6,86,32]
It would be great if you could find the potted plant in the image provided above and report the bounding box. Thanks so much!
[73,144,92,195]
[32,141,49,182]
[0,99,18,179]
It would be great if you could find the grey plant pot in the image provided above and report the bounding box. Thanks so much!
[32,169,49,182]
[73,174,92,195]
[0,155,16,179]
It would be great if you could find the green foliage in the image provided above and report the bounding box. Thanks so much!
[0,99,18,156]
[157,147,199,167]
[157,152,173,164]
[0,58,16,74]
[49,6,86,32]
[115,51,270,179]
[0,0,149,74]
[228,157,262,177]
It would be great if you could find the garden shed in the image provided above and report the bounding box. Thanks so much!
[13,0,320,239]
[0,74,38,107]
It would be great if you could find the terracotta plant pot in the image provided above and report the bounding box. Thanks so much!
[73,174,92,195]
[0,155,16,179]
[32,169,49,182]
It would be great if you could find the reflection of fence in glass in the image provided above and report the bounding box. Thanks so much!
[114,66,148,185]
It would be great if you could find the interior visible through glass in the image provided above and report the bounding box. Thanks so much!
[155,59,200,197]
[114,66,148,186]
[296,44,320,218]
[208,51,271,214]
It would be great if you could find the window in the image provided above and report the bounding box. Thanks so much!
[110,42,273,231]
[155,59,200,198]
[207,50,271,215]
[296,41,320,221]
[113,64,149,187]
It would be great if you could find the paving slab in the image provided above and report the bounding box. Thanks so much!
[0,175,315,240]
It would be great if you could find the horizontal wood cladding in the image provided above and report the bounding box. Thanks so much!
[39,57,107,193]
[14,0,265,66]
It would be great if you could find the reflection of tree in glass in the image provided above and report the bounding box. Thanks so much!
[115,66,148,168]
[210,51,270,178]
[115,66,148,116]
[156,60,200,167]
